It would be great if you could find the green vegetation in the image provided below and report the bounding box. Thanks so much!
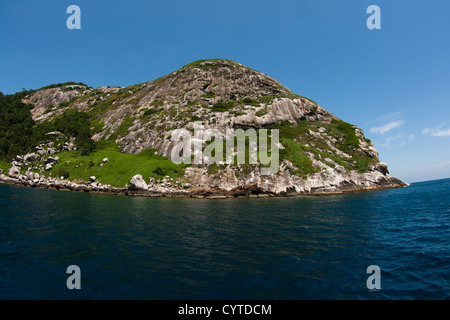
[0,90,37,160]
[330,119,360,149]
[278,138,318,178]
[108,116,135,141]
[210,94,317,114]
[150,100,164,107]
[181,59,235,70]
[142,108,162,117]
[266,120,376,175]
[52,109,96,155]
[0,158,11,171]
[207,162,227,174]
[242,97,260,107]
[255,107,268,117]
[0,90,97,162]
[211,101,236,112]
[0,70,375,189]
[39,82,88,91]
[257,93,299,105]
[48,141,187,187]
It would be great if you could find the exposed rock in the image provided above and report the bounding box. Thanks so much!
[36,147,48,156]
[45,131,63,136]
[45,156,59,165]
[23,84,90,121]
[47,147,58,155]
[7,58,404,198]
[128,174,148,190]
[8,166,20,178]
[90,176,96,182]
[11,161,22,167]
[374,162,389,175]
[23,153,40,164]
[63,142,75,151]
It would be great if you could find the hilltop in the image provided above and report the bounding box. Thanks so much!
[0,59,405,197]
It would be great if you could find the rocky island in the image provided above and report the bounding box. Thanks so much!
[0,59,406,198]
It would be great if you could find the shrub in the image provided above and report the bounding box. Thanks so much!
[152,166,167,177]
[211,101,235,112]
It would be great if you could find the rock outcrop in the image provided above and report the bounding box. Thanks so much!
[128,174,148,191]
[1,58,406,197]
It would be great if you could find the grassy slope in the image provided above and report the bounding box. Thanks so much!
[48,142,186,187]
[267,120,377,176]
[0,159,11,172]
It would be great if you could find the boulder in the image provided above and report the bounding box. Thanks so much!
[90,176,96,182]
[46,131,63,136]
[102,157,109,163]
[11,161,22,167]
[37,148,48,156]
[45,163,53,171]
[8,166,20,178]
[63,142,75,151]
[374,162,389,175]
[24,153,40,163]
[45,156,59,165]
[129,174,148,190]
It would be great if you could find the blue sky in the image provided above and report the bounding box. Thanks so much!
[1,0,449,183]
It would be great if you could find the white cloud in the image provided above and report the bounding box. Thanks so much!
[422,125,450,137]
[370,120,405,135]
[381,134,403,147]
[367,111,405,126]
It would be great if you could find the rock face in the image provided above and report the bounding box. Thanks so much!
[128,174,148,190]
[23,84,91,121]
[23,153,40,164]
[16,59,405,196]
[8,166,20,178]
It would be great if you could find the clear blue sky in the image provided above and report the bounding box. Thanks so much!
[1,0,449,183]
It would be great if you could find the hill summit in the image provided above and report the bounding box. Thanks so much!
[0,59,405,197]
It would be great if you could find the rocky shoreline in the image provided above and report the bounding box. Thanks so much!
[0,133,407,199]
[0,169,406,199]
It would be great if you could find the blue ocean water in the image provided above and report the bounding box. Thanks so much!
[0,178,449,300]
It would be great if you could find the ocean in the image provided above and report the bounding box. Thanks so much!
[0,178,449,300]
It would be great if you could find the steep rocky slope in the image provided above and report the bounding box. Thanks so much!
[2,59,405,197]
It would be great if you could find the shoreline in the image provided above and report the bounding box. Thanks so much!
[0,173,407,199]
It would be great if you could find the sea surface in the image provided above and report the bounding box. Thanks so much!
[0,178,449,300]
